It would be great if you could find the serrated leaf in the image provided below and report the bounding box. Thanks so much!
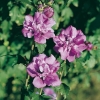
[35,42,46,53]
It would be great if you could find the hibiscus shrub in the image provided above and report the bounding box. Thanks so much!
[0,0,100,100]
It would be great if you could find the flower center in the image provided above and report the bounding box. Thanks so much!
[39,66,44,72]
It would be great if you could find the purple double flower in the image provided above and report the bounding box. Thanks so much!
[53,26,92,62]
[27,54,61,88]
[22,11,55,44]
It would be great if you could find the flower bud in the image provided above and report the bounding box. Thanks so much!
[43,6,54,18]
[48,0,54,6]
[38,4,44,11]
[85,42,93,51]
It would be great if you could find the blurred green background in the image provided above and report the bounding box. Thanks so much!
[0,0,100,100]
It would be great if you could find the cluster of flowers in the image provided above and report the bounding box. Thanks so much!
[22,4,93,90]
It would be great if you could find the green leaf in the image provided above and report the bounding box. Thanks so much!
[29,92,47,100]
[58,61,69,77]
[0,69,8,83]
[57,56,63,64]
[81,51,91,62]
[53,4,60,13]
[61,61,69,76]
[0,89,6,99]
[74,59,84,73]
[7,64,26,79]
[31,94,40,100]
[18,0,31,4]
[54,83,70,99]
[0,45,8,68]
[41,94,52,99]
[1,20,10,33]
[61,7,73,17]
[10,6,19,21]
[53,10,59,30]
[72,0,79,7]
[25,95,30,100]
[86,56,96,68]
[61,7,73,26]
[62,78,69,86]
[35,42,46,53]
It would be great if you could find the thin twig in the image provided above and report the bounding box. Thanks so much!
[25,75,30,88]
[39,88,43,95]
[60,71,63,81]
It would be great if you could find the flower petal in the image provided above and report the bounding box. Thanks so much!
[43,31,55,39]
[67,55,75,62]
[51,73,61,86]
[44,73,61,86]
[27,63,36,77]
[43,88,56,99]
[34,33,46,44]
[25,15,33,22]
[78,44,87,52]
[45,54,55,64]
[22,28,28,37]
[33,77,46,88]
[59,48,68,60]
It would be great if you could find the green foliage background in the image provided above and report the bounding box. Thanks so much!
[0,0,100,100]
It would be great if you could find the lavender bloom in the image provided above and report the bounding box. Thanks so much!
[43,6,54,18]
[43,88,57,100]
[53,26,88,62]
[22,15,34,38]
[27,54,61,88]
[22,12,55,44]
